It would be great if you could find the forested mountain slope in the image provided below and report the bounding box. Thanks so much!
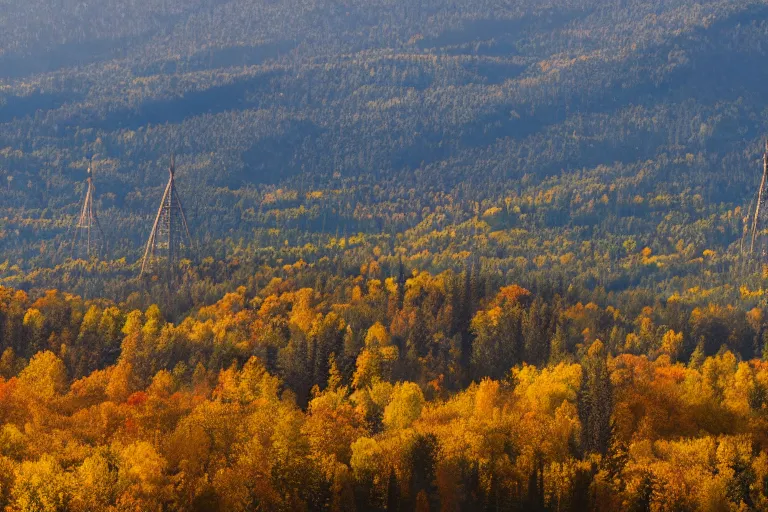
[6,2,768,510]
[1,0,767,303]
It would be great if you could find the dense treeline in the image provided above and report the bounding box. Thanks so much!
[3,261,766,390]
[2,264,768,510]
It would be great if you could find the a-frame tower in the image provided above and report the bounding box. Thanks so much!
[140,155,193,280]
[71,163,104,259]
[750,140,768,262]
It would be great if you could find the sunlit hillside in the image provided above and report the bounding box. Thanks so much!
[2,0,768,510]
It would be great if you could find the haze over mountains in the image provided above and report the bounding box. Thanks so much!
[1,0,767,294]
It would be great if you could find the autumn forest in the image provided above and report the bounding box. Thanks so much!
[3,0,768,510]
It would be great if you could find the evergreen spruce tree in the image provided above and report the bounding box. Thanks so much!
[578,340,613,456]
[549,323,568,365]
[397,255,407,310]
[409,434,439,511]
[386,470,400,512]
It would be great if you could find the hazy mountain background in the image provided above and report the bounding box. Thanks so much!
[1,0,767,295]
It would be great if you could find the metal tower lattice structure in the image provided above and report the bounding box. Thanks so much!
[71,164,104,259]
[140,155,193,279]
[749,140,768,262]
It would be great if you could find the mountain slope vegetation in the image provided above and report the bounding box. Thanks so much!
[3,1,768,510]
[1,0,767,293]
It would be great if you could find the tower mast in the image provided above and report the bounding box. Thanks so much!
[140,154,193,281]
[750,140,768,260]
[71,162,104,259]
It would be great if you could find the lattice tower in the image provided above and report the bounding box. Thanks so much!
[750,140,768,262]
[140,155,193,279]
[71,164,104,259]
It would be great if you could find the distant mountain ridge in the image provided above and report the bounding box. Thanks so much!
[0,0,766,296]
